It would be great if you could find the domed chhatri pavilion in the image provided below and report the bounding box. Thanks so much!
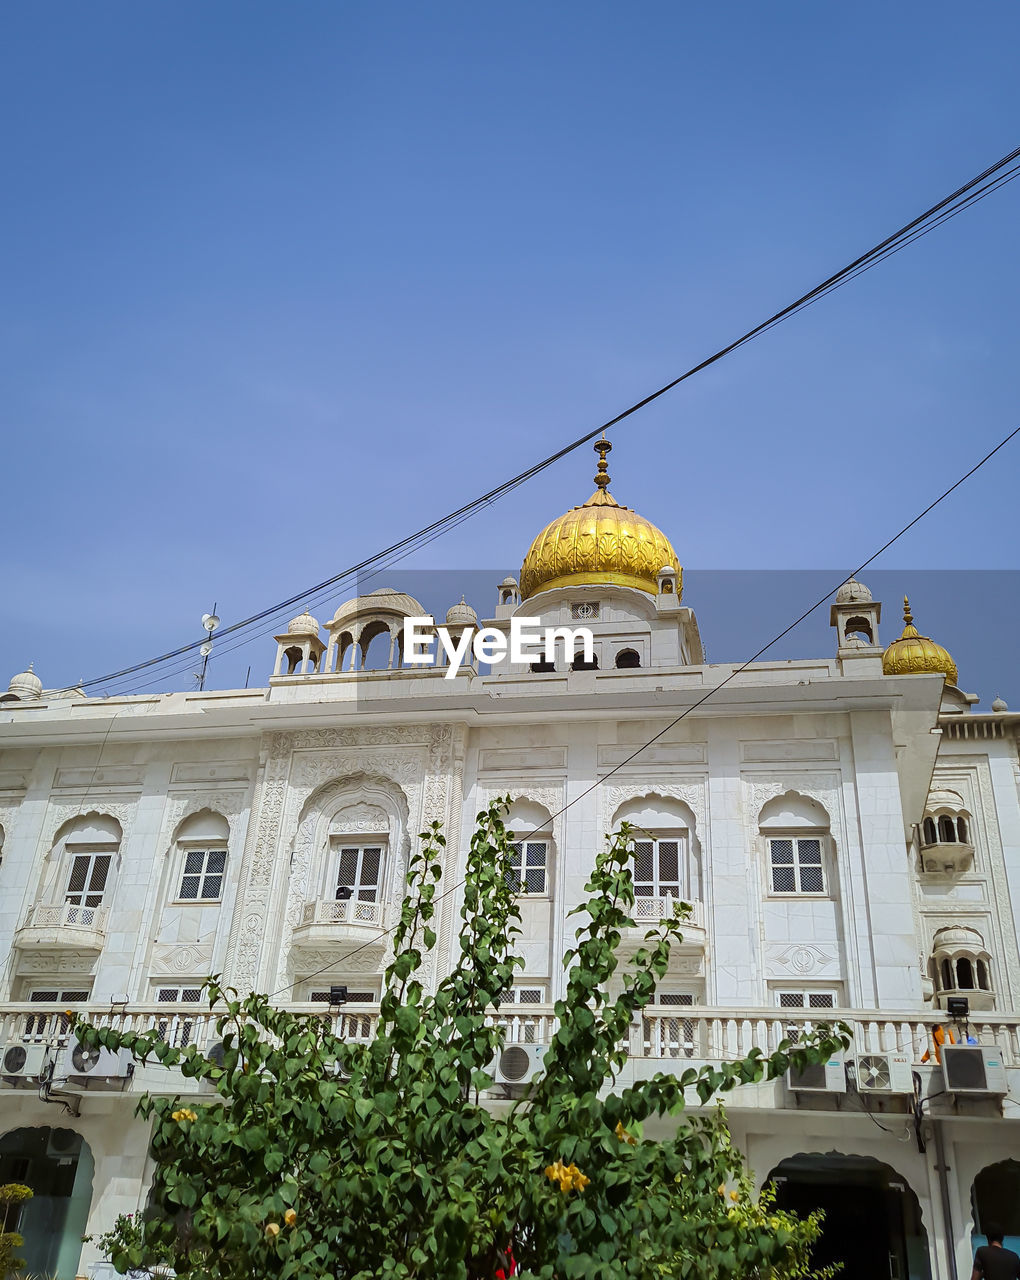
[1,436,1019,1280]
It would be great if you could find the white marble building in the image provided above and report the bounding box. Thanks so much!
[1,441,1018,1280]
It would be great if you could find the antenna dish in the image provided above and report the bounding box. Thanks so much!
[199,642,213,657]
[202,613,220,633]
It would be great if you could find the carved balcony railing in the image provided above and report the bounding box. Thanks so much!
[300,899,383,927]
[14,902,109,953]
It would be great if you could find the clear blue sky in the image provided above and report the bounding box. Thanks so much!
[2,3,1018,704]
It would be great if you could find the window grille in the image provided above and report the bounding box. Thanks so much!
[633,839,682,899]
[775,990,837,1044]
[768,838,825,894]
[571,602,599,620]
[179,849,226,900]
[335,845,384,903]
[155,987,202,1047]
[643,991,696,1058]
[25,989,91,1043]
[506,842,548,895]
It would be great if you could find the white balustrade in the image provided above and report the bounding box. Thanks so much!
[23,902,109,932]
[3,1004,1018,1073]
[631,896,703,926]
[299,899,383,926]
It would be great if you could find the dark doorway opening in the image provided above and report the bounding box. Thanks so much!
[767,1153,931,1280]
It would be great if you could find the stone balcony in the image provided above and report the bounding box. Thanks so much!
[14,902,109,954]
[618,896,707,961]
[919,837,975,874]
[290,897,388,966]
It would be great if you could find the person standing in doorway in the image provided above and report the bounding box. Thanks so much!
[972,1225,1020,1280]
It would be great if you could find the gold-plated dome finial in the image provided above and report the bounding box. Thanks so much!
[593,433,612,491]
[882,595,958,686]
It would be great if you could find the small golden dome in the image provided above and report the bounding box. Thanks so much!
[882,597,958,686]
[519,437,681,599]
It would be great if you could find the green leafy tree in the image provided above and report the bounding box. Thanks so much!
[0,1182,33,1280]
[76,799,848,1280]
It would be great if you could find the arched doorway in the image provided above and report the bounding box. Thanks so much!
[767,1152,931,1280]
[971,1159,1020,1251]
[0,1126,95,1280]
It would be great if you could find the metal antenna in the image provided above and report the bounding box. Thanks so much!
[196,604,220,691]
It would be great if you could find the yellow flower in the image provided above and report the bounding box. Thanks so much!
[171,1108,197,1123]
[614,1121,637,1146]
[717,1183,727,1198]
[544,1160,588,1193]
[265,1223,280,1238]
[284,1209,297,1227]
[730,1190,740,1202]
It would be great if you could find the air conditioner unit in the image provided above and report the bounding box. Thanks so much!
[787,1054,846,1093]
[55,1044,133,1081]
[853,1053,915,1095]
[493,1043,548,1086]
[46,1129,83,1160]
[0,1043,47,1079]
[942,1045,1007,1095]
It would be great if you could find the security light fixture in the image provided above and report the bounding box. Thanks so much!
[947,996,969,1019]
[328,986,349,1008]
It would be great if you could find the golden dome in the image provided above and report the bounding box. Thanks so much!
[519,437,681,599]
[882,597,958,685]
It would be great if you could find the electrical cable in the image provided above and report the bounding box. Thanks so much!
[266,415,1020,998]
[43,141,1020,699]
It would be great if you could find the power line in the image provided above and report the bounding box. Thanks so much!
[268,416,1020,997]
[53,141,1020,698]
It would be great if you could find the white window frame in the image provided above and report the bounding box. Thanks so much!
[773,987,840,1044]
[24,987,93,1043]
[632,835,687,900]
[643,989,698,1058]
[154,985,203,1047]
[507,840,549,896]
[766,834,827,896]
[64,848,114,911]
[176,846,227,902]
[503,984,546,1005]
[330,839,386,905]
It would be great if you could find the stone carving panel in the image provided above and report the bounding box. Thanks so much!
[603,782,707,836]
[38,799,137,854]
[162,789,248,844]
[150,943,215,977]
[741,774,842,829]
[765,943,840,979]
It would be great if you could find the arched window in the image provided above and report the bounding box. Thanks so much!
[938,815,957,843]
[615,648,641,669]
[956,957,975,990]
[941,958,953,991]
[977,959,990,991]
[612,794,700,906]
[571,649,598,671]
[504,800,554,897]
[50,813,122,924]
[173,811,229,902]
[932,926,995,1009]
[957,816,968,843]
[759,793,831,897]
[923,817,937,846]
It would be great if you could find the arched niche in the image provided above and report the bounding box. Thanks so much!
[51,811,123,849]
[612,793,701,902]
[172,808,230,845]
[764,1151,931,1280]
[971,1158,1020,1248]
[504,798,555,897]
[288,772,413,938]
[758,791,831,830]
